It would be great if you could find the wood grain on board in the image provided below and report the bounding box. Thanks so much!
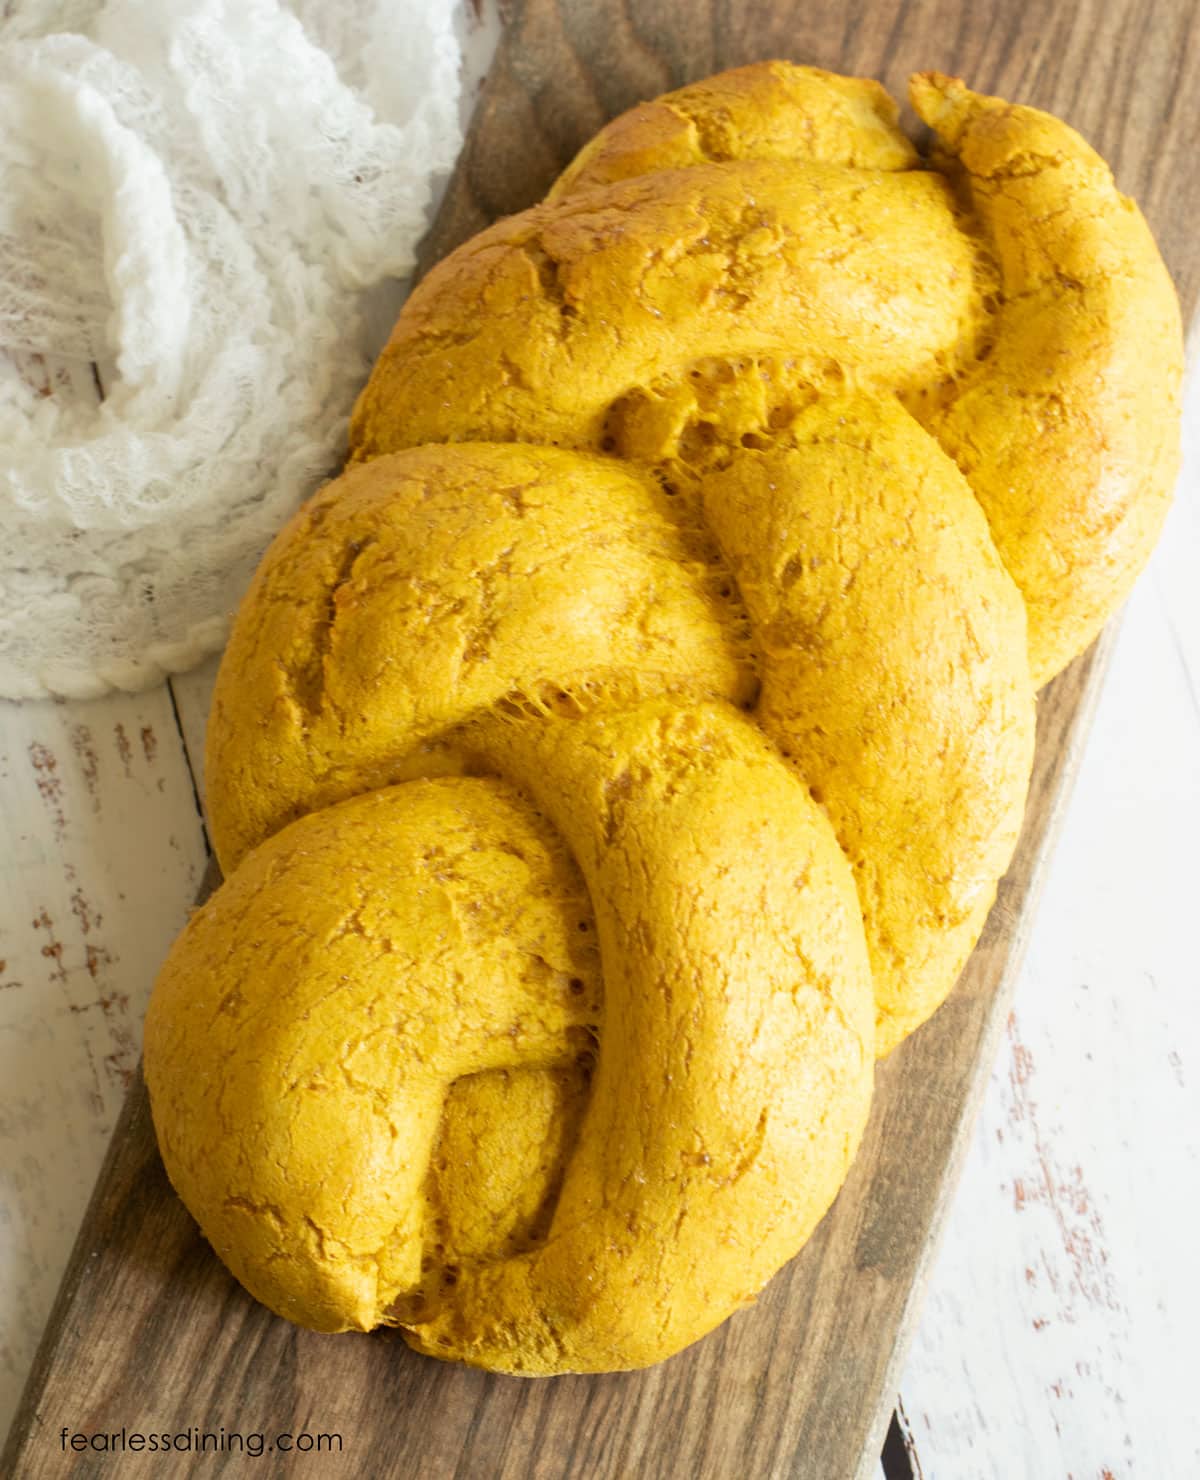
[5,0,1199,1476]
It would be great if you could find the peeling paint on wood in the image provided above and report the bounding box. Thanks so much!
[0,689,209,1437]
[900,372,1200,1474]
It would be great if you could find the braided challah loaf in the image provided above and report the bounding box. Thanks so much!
[144,64,1182,1374]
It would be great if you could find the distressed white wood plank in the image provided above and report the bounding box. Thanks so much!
[166,656,219,817]
[0,690,208,1440]
[897,363,1200,1477]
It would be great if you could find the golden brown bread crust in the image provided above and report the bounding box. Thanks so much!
[546,60,919,194]
[149,704,874,1371]
[146,62,1182,1373]
[349,157,995,455]
[205,445,753,871]
[908,74,1182,684]
[353,65,1182,686]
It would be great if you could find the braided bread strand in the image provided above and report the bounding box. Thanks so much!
[145,65,1182,1373]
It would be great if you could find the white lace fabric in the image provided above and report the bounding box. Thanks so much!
[0,0,463,698]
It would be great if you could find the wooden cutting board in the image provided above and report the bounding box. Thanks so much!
[6,2,1198,1476]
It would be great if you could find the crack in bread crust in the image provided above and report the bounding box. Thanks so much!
[145,62,1181,1377]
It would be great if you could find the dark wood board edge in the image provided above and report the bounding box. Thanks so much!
[2,1067,156,1472]
[1,860,224,1479]
[850,627,1118,1480]
[0,636,1121,1480]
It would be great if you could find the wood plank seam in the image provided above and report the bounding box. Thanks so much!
[165,679,211,857]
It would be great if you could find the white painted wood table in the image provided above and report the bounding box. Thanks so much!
[1,34,1198,1480]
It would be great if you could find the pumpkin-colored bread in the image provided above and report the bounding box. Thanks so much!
[144,63,1182,1373]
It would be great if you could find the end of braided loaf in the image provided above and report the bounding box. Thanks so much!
[146,62,1182,1372]
[547,60,919,197]
[909,70,1183,684]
